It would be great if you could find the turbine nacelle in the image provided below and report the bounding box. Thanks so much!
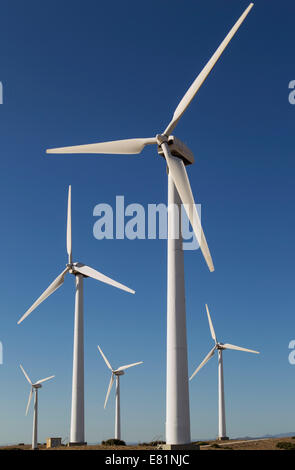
[157,135,195,166]
[32,383,42,389]
[113,370,125,376]
[67,262,89,277]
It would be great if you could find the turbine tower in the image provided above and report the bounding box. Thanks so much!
[20,364,54,450]
[46,4,254,447]
[97,345,143,440]
[18,186,135,446]
[190,304,259,440]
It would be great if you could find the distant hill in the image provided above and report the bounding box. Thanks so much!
[191,431,295,442]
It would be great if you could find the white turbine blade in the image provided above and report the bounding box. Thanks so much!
[97,345,113,371]
[104,374,114,409]
[116,361,143,372]
[67,185,72,264]
[46,137,157,155]
[162,146,214,272]
[25,389,33,416]
[164,3,254,135]
[222,343,260,354]
[190,346,216,381]
[17,268,69,325]
[75,264,135,294]
[205,304,217,342]
[35,375,55,385]
[20,364,32,385]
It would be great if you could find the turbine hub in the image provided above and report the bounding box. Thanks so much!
[66,263,75,273]
[156,134,168,146]
[33,384,42,389]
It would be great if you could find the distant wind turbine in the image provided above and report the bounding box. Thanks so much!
[20,364,54,450]
[18,186,135,445]
[190,304,259,440]
[98,345,143,441]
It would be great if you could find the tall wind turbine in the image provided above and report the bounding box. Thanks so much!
[46,4,254,446]
[17,186,135,446]
[97,345,143,441]
[20,364,54,450]
[190,304,259,440]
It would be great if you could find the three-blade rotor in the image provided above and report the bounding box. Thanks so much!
[46,4,254,273]
[97,345,143,408]
[17,186,134,325]
[189,304,259,380]
[20,364,55,415]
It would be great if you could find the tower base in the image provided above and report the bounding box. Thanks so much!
[217,436,229,441]
[158,443,199,450]
[68,442,87,447]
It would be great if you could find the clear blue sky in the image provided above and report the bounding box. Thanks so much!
[0,0,294,444]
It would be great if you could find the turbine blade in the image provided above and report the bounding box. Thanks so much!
[164,3,253,136]
[46,138,157,155]
[116,361,143,372]
[190,346,216,381]
[205,304,217,342]
[35,375,55,385]
[67,185,72,264]
[25,389,33,416]
[104,374,114,409]
[97,345,113,371]
[20,364,32,385]
[74,264,135,294]
[162,145,214,272]
[17,268,70,325]
[222,343,260,354]
[164,3,254,135]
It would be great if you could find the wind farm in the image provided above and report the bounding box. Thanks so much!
[0,0,294,453]
[17,186,135,446]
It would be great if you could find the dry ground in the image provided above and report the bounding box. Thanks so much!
[200,436,295,450]
[1,436,295,450]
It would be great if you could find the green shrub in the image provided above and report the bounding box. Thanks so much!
[195,441,209,446]
[276,441,295,450]
[150,441,165,447]
[138,440,165,447]
[102,438,126,446]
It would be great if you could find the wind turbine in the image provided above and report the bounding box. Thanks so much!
[190,304,259,440]
[20,364,54,450]
[97,345,143,441]
[17,186,135,446]
[46,4,254,446]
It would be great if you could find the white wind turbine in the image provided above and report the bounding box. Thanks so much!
[97,345,143,441]
[46,4,254,446]
[20,364,54,450]
[17,186,135,445]
[190,304,259,440]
